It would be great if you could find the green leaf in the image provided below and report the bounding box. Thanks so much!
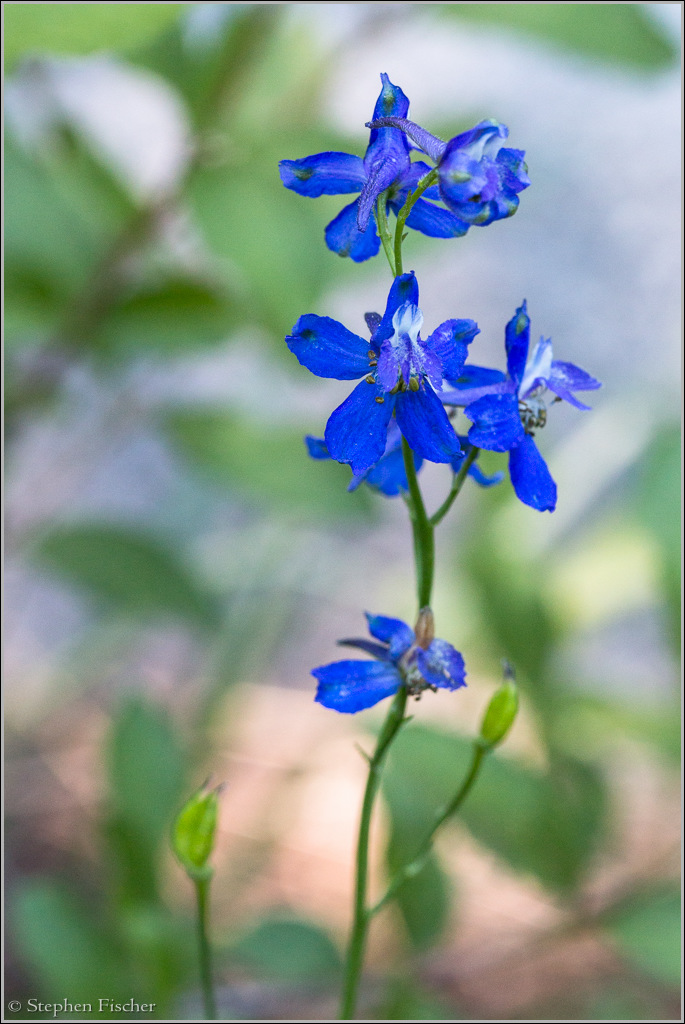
[108,697,185,847]
[438,4,676,70]
[4,3,185,72]
[12,880,128,1006]
[387,841,452,951]
[231,917,341,983]
[94,275,237,358]
[32,524,220,628]
[384,725,606,894]
[166,410,375,522]
[105,697,185,905]
[605,887,681,987]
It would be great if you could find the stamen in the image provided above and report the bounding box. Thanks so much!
[408,377,420,392]
[375,396,385,404]
[365,374,375,384]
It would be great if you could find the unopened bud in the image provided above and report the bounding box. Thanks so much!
[414,607,435,650]
[480,679,518,748]
[172,781,222,880]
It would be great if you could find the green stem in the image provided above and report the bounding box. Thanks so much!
[429,445,480,527]
[375,194,396,276]
[340,177,442,1020]
[401,437,435,609]
[370,741,488,917]
[193,875,217,1020]
[339,687,409,1020]
[393,169,439,276]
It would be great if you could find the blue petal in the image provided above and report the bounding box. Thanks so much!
[371,73,411,122]
[449,365,507,388]
[279,152,366,197]
[324,378,395,476]
[364,312,382,337]
[402,198,470,238]
[396,384,464,465]
[287,314,371,380]
[505,302,530,387]
[313,659,402,713]
[496,147,530,194]
[325,200,381,262]
[365,613,414,661]
[441,379,512,407]
[357,75,411,231]
[374,273,420,346]
[305,436,330,460]
[416,639,466,691]
[427,318,480,384]
[508,434,557,512]
[444,119,509,162]
[546,360,602,410]
[465,392,524,452]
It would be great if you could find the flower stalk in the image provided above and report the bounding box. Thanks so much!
[172,783,221,1020]
[194,875,218,1021]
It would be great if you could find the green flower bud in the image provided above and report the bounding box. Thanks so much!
[172,782,221,880]
[480,680,518,748]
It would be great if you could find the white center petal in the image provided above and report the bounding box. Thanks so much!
[391,302,423,343]
[520,336,553,396]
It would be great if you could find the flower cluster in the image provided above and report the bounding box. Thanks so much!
[281,72,600,713]
[280,74,470,262]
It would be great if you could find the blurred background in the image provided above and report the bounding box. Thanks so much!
[4,3,681,1020]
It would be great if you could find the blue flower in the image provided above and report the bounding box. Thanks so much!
[279,73,469,262]
[365,115,530,227]
[313,611,466,713]
[306,422,502,497]
[442,302,601,512]
[287,272,478,476]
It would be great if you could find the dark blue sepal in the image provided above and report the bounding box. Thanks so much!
[313,659,402,713]
[508,434,557,512]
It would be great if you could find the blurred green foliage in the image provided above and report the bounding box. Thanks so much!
[5,3,680,1020]
[231,917,342,984]
[167,410,374,522]
[3,3,186,70]
[606,886,681,988]
[438,3,676,69]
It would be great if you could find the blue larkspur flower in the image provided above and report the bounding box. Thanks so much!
[366,115,530,227]
[313,611,466,713]
[279,73,469,262]
[287,272,479,476]
[442,302,601,512]
[306,421,502,497]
